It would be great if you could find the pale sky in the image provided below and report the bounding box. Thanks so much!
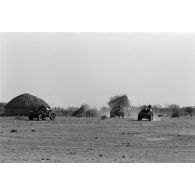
[0,32,195,108]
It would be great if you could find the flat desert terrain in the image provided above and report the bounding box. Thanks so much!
[0,116,195,162]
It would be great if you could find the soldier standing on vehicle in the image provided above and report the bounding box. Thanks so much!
[148,105,152,112]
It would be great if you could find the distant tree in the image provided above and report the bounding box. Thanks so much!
[100,106,109,114]
[0,102,6,114]
[87,108,100,117]
[167,104,180,114]
[139,105,147,110]
[171,111,180,118]
[107,95,130,109]
[152,104,162,114]
[166,104,181,117]
[182,107,194,117]
[52,107,68,117]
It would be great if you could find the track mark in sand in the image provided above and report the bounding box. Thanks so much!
[69,151,76,155]
[86,148,93,151]
[122,142,131,147]
[147,137,169,141]
[31,147,39,150]
[146,134,175,141]
[120,131,141,135]
[147,134,195,142]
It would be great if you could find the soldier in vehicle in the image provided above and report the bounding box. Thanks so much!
[138,105,154,121]
[147,105,152,112]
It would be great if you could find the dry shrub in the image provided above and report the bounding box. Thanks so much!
[171,111,180,118]
[53,107,68,116]
[10,129,17,133]
[182,107,194,117]
[88,108,100,117]
[101,115,107,120]
[0,102,6,115]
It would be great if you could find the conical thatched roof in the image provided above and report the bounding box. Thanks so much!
[5,93,50,109]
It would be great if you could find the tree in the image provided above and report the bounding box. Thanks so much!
[87,108,100,117]
[166,104,180,114]
[107,95,130,109]
[0,102,6,114]
[182,107,194,117]
[152,104,162,114]
[100,106,109,113]
[166,104,181,117]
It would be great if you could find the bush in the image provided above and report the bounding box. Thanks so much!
[101,115,107,120]
[182,107,194,117]
[171,111,180,118]
[100,106,109,116]
[53,107,68,116]
[87,108,100,117]
[0,102,6,114]
[152,104,162,114]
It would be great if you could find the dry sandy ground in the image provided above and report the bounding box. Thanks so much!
[0,116,195,162]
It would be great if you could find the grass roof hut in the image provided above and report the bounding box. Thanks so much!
[4,93,50,116]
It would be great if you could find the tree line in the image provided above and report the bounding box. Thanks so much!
[0,94,195,117]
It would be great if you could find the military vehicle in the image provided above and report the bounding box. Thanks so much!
[28,105,56,120]
[110,105,125,118]
[138,106,153,121]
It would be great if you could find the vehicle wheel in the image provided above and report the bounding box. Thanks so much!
[29,116,33,120]
[138,116,141,121]
[50,113,56,120]
[149,116,152,121]
[37,114,42,121]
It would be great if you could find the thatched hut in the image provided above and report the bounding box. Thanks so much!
[4,93,50,116]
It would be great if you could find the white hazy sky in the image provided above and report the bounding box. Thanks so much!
[0,32,195,108]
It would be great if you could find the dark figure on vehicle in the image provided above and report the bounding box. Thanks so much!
[138,105,154,121]
[147,105,152,112]
[28,105,56,121]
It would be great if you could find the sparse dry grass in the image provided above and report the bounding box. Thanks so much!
[0,116,195,162]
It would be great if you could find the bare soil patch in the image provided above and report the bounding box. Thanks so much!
[0,116,195,162]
